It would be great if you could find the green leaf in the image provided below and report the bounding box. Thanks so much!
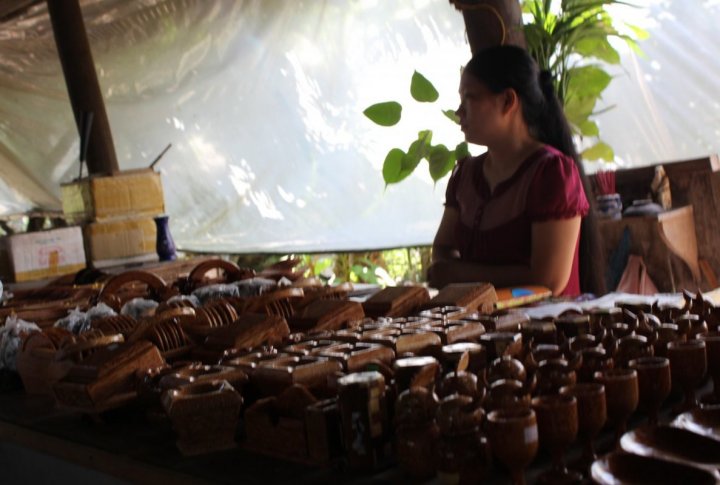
[443,109,459,124]
[363,101,402,126]
[564,95,597,128]
[581,141,614,161]
[312,257,334,276]
[627,23,650,41]
[399,130,433,179]
[567,65,612,99]
[455,142,470,160]
[428,144,454,181]
[574,37,620,64]
[578,119,599,137]
[625,38,646,57]
[412,130,433,157]
[410,71,439,103]
[382,148,405,184]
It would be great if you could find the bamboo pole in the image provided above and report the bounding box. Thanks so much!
[46,0,119,175]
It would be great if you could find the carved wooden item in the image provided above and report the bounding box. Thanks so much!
[362,286,431,318]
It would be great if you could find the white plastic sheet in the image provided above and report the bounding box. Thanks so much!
[0,0,719,253]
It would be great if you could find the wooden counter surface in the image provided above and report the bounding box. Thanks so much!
[0,392,342,485]
[0,387,677,485]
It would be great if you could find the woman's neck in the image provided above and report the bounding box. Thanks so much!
[484,137,545,191]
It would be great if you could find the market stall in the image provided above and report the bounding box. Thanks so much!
[0,259,718,484]
[1,1,720,482]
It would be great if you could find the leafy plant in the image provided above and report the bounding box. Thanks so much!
[364,71,469,186]
[364,1,648,182]
[522,0,648,161]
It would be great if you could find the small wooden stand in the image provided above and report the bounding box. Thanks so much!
[599,206,701,293]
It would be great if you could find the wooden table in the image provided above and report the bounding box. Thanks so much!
[0,392,345,485]
[1,386,681,485]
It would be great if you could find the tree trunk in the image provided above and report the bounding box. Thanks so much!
[450,0,526,53]
[46,0,119,176]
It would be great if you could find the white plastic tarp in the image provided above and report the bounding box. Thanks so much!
[0,0,719,254]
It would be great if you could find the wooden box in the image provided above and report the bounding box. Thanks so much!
[362,286,430,318]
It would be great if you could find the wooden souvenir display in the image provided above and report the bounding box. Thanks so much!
[243,384,319,463]
[293,282,353,311]
[54,339,164,412]
[154,297,197,315]
[288,299,365,333]
[203,313,290,353]
[441,342,488,375]
[156,363,249,393]
[243,287,305,319]
[178,300,238,339]
[185,258,255,291]
[90,314,139,338]
[480,332,523,361]
[394,383,440,479]
[337,371,390,471]
[305,398,344,464]
[468,310,530,332]
[16,327,75,394]
[520,320,558,346]
[256,258,305,282]
[97,270,175,311]
[419,306,472,322]
[162,380,242,456]
[361,327,441,356]
[421,282,497,314]
[0,285,98,328]
[436,395,490,482]
[312,341,395,372]
[362,286,431,318]
[128,308,196,361]
[422,320,486,345]
[251,354,343,397]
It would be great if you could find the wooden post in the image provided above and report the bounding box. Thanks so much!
[449,0,526,53]
[46,0,119,175]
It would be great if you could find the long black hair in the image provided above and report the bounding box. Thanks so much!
[464,45,606,295]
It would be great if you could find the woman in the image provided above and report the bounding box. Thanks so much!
[428,45,604,296]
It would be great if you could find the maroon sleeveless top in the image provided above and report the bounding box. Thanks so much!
[444,145,589,296]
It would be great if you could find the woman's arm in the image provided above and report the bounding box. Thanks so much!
[431,206,461,263]
[428,215,581,295]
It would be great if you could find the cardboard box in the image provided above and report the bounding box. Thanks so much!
[61,169,165,222]
[84,217,158,268]
[0,226,86,282]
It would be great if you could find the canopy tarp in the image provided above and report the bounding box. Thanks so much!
[0,0,717,253]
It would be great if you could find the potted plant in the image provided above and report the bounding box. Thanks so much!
[363,0,648,184]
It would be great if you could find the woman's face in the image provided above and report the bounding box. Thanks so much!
[455,71,507,146]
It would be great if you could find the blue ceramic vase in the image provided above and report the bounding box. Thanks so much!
[154,215,177,261]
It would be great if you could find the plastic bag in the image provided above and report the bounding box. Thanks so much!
[121,298,159,320]
[233,277,277,298]
[165,294,201,308]
[0,315,40,371]
[192,283,240,305]
[54,307,87,334]
[79,302,118,333]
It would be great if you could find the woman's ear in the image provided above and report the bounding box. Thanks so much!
[501,88,520,115]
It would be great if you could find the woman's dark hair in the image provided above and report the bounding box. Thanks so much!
[465,45,607,295]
